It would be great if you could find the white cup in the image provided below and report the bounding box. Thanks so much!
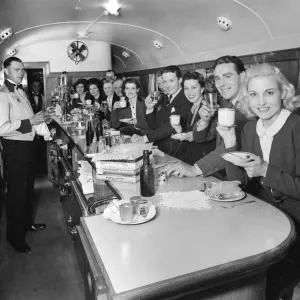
[86,99,92,105]
[170,115,180,125]
[119,100,127,108]
[72,114,79,122]
[218,108,235,127]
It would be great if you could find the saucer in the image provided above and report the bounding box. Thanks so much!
[103,200,156,225]
[222,152,256,165]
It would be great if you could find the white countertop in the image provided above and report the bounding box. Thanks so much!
[82,174,292,294]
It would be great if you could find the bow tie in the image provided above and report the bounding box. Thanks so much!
[32,92,39,96]
[5,80,23,92]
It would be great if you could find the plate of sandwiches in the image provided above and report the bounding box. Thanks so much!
[221,152,256,165]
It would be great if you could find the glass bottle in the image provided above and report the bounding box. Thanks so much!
[95,118,103,142]
[140,150,155,197]
[86,117,94,147]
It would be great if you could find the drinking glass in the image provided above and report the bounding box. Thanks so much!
[102,101,108,111]
[97,137,106,153]
[204,93,218,109]
[150,91,160,104]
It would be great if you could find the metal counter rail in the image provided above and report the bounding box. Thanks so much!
[54,120,122,202]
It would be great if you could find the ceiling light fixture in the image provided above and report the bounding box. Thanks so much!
[217,17,232,31]
[103,0,121,16]
[153,40,163,49]
[7,48,18,57]
[0,28,13,43]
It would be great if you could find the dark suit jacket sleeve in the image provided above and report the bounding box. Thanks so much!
[263,117,300,199]
[140,122,174,143]
[112,93,120,110]
[111,107,124,129]
[145,111,157,130]
[193,115,218,143]
[177,98,192,132]
[224,125,250,187]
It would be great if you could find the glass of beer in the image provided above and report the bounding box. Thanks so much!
[150,91,160,105]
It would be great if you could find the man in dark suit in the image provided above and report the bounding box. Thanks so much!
[28,80,44,114]
[99,69,116,101]
[165,56,250,178]
[113,78,123,98]
[140,65,192,157]
[28,80,47,174]
[102,81,120,124]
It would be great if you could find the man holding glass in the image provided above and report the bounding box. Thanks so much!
[140,65,192,158]
[166,55,252,178]
[0,57,47,253]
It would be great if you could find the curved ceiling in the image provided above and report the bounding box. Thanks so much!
[1,0,300,72]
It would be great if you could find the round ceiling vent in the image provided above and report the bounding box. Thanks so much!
[217,17,232,31]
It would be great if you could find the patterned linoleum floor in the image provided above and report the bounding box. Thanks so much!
[0,175,85,300]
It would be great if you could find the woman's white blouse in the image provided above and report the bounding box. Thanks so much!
[129,97,137,119]
[256,109,291,163]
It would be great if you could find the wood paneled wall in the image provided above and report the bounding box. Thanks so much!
[45,71,106,107]
[122,48,300,97]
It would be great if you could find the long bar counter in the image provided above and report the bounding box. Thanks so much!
[50,121,296,300]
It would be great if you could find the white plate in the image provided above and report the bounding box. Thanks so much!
[103,201,157,225]
[122,135,131,139]
[207,191,246,202]
[222,152,256,164]
[120,118,136,124]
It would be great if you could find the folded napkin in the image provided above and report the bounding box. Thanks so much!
[33,122,52,140]
[158,190,211,210]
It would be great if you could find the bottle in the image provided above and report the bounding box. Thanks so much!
[95,119,103,142]
[86,117,94,147]
[140,150,155,197]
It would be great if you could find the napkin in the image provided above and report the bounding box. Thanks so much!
[158,190,211,210]
[33,122,52,140]
[78,161,94,194]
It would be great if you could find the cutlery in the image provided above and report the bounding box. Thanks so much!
[220,200,256,209]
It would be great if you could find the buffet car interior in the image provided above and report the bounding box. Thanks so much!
[1,0,300,299]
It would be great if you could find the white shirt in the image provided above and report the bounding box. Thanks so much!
[256,109,291,163]
[129,97,137,119]
[107,94,113,112]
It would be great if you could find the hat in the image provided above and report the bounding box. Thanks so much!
[73,79,88,91]
[88,78,101,90]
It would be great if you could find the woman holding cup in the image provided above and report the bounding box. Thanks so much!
[168,71,216,164]
[111,78,150,135]
[218,63,300,299]
[71,79,89,108]
[170,71,206,141]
